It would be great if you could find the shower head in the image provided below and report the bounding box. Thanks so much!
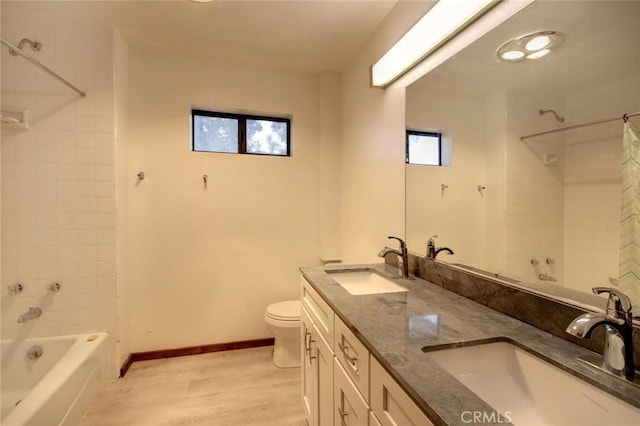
[539,109,565,123]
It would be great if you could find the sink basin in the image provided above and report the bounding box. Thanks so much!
[327,270,409,295]
[424,341,640,425]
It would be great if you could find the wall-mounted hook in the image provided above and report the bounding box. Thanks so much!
[137,171,145,180]
[441,184,449,194]
[203,174,208,183]
[48,282,61,293]
[477,185,486,192]
[8,283,23,295]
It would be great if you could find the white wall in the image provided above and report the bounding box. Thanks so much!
[0,8,118,374]
[125,44,324,352]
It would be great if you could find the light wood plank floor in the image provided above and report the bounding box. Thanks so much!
[81,346,306,426]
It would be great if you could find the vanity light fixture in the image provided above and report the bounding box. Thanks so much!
[371,0,499,87]
[497,30,563,62]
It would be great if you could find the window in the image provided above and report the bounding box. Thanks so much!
[406,130,441,165]
[192,109,290,156]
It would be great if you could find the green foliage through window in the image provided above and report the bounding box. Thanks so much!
[192,109,290,156]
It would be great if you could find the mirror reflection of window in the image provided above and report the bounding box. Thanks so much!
[406,130,442,165]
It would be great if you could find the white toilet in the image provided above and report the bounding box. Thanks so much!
[265,300,301,368]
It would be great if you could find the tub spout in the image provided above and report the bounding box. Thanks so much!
[17,307,42,323]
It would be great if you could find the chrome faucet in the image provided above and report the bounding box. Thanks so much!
[17,307,43,323]
[378,236,409,279]
[566,287,635,381]
[426,235,454,260]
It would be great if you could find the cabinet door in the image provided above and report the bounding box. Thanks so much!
[313,323,334,426]
[334,358,370,426]
[370,357,433,426]
[302,307,316,425]
[301,276,335,348]
[335,315,370,402]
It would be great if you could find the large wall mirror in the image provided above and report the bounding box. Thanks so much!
[405,0,640,309]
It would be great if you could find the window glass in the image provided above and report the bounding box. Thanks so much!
[246,119,288,155]
[192,110,290,156]
[193,115,238,153]
[407,132,441,165]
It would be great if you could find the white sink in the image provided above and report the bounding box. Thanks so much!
[425,341,640,425]
[327,270,409,295]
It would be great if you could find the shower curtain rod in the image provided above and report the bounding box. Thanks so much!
[520,111,640,141]
[0,36,86,97]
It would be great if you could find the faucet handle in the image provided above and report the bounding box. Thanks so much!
[427,235,438,245]
[593,287,632,320]
[387,236,406,250]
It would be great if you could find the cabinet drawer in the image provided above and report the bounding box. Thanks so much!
[334,315,370,401]
[370,357,433,426]
[301,275,334,349]
[334,358,370,426]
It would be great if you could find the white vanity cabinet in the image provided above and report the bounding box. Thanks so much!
[302,279,335,426]
[301,274,432,426]
[370,357,434,426]
[334,358,370,426]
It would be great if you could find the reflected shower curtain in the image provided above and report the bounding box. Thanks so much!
[619,121,640,306]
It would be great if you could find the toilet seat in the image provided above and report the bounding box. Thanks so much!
[266,300,300,322]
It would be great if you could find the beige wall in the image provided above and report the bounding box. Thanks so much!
[126,44,324,352]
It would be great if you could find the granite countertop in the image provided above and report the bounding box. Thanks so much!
[300,263,640,426]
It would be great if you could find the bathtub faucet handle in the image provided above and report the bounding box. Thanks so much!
[48,282,61,293]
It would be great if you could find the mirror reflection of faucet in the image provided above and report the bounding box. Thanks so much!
[426,235,454,260]
[538,273,557,282]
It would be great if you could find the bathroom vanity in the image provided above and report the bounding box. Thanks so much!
[300,263,640,426]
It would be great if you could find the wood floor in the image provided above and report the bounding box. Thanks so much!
[81,346,307,425]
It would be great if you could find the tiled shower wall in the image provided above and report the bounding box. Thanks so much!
[1,18,117,374]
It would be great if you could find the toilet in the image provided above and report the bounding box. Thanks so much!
[265,300,301,368]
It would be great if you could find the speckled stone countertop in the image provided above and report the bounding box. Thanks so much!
[300,263,640,426]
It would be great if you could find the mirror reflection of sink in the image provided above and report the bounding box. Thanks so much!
[326,270,409,295]
[424,340,640,425]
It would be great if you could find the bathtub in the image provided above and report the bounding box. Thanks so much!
[1,333,109,425]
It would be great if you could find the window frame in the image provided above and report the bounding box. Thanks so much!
[405,130,442,166]
[191,109,291,157]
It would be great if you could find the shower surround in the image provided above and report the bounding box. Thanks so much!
[1,15,119,376]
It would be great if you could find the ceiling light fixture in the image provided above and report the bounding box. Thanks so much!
[497,30,563,63]
[371,0,499,88]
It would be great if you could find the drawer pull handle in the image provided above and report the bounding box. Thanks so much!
[308,339,316,361]
[338,341,359,373]
[304,329,313,354]
[338,408,349,426]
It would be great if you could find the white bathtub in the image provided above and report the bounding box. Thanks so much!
[1,333,109,425]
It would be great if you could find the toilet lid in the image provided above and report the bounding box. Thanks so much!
[266,300,300,321]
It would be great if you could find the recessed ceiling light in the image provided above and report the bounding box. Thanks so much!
[525,35,551,51]
[501,50,525,61]
[190,0,215,3]
[527,49,551,59]
[496,30,563,63]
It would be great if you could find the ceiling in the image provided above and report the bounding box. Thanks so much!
[2,0,399,72]
[410,1,640,97]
